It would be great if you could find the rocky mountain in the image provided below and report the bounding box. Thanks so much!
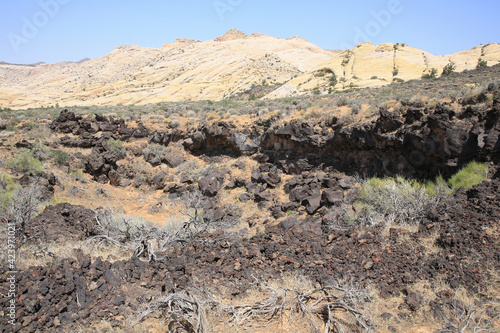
[0,29,499,109]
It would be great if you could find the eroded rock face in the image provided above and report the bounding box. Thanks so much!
[175,85,499,179]
[50,84,500,188]
[138,85,500,180]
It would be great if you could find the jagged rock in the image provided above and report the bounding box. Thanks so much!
[239,193,251,202]
[108,170,120,187]
[303,195,321,214]
[164,148,185,167]
[152,172,166,190]
[338,176,355,189]
[255,190,273,202]
[198,171,225,197]
[51,110,149,147]
[15,139,34,149]
[376,108,404,133]
[322,189,344,205]
[26,203,96,242]
[262,169,281,188]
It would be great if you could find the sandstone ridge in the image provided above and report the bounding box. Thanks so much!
[0,30,499,109]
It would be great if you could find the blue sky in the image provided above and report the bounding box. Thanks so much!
[0,0,499,64]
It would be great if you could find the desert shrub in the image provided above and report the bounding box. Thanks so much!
[70,170,86,182]
[31,142,51,161]
[441,61,456,76]
[447,161,488,191]
[296,100,312,111]
[175,158,203,177]
[98,212,157,243]
[476,58,488,68]
[329,73,337,87]
[0,174,21,213]
[426,175,453,197]
[107,138,125,157]
[51,150,70,166]
[336,96,349,107]
[364,105,378,118]
[144,143,167,161]
[7,149,44,175]
[26,125,52,140]
[434,296,497,333]
[10,186,44,235]
[23,121,37,130]
[410,94,429,107]
[358,176,440,225]
[349,102,362,114]
[91,209,175,258]
[48,196,71,206]
[422,68,438,79]
[167,120,180,128]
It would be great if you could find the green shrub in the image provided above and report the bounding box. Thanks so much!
[476,58,488,69]
[337,96,349,107]
[51,150,70,165]
[70,170,86,182]
[0,174,21,212]
[168,120,180,128]
[329,73,337,87]
[426,175,453,197]
[422,68,438,79]
[358,176,440,225]
[7,149,44,175]
[107,138,125,157]
[144,143,167,162]
[349,102,361,114]
[441,61,456,76]
[31,142,51,161]
[447,161,488,190]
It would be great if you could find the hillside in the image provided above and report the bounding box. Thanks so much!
[0,63,499,332]
[0,29,499,110]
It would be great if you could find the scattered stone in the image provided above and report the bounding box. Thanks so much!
[198,171,225,197]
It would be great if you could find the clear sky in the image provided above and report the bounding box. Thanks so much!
[0,0,499,64]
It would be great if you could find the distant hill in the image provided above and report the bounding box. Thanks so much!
[0,29,499,109]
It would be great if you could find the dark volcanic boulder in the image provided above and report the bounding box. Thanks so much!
[198,171,225,197]
[50,109,82,133]
[164,148,185,167]
[322,189,344,205]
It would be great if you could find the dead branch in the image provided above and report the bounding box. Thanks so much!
[138,290,210,333]
[137,280,374,333]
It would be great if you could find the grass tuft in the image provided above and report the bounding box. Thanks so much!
[447,161,488,191]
